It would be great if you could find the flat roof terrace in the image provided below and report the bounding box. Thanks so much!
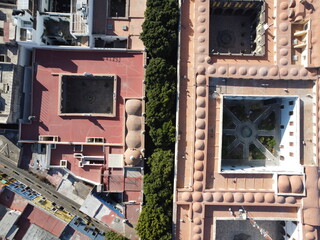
[20,49,144,143]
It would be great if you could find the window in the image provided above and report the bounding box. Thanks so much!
[108,0,127,18]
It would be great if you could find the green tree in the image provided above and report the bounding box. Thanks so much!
[145,58,176,148]
[137,1,178,239]
[140,0,179,60]
[136,201,172,240]
[137,150,174,239]
[144,150,174,203]
[105,231,126,240]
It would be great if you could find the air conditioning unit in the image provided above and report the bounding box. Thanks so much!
[292,55,298,61]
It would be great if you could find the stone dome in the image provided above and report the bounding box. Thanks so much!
[193,202,202,213]
[244,193,254,203]
[181,192,192,202]
[126,116,142,131]
[265,193,275,203]
[125,131,141,148]
[125,99,141,115]
[193,192,203,202]
[124,148,141,166]
[194,181,203,191]
[278,175,291,193]
[290,175,303,193]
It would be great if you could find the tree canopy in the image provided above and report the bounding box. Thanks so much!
[137,0,178,239]
[140,0,179,60]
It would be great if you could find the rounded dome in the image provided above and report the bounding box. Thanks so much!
[196,75,206,85]
[196,87,206,97]
[208,66,216,74]
[125,131,141,148]
[304,225,315,232]
[276,196,285,204]
[269,67,278,76]
[193,226,202,234]
[196,130,205,140]
[265,193,275,203]
[213,192,223,202]
[203,193,213,202]
[194,181,203,191]
[244,193,254,203]
[193,203,202,213]
[196,97,206,107]
[290,176,303,193]
[193,235,201,240]
[254,193,264,203]
[193,192,203,202]
[234,193,244,203]
[194,217,202,225]
[124,149,141,166]
[194,161,204,171]
[126,116,142,131]
[125,99,141,115]
[196,119,206,129]
[195,140,205,150]
[194,171,203,181]
[196,108,206,118]
[224,193,234,203]
[195,151,204,160]
[197,65,206,74]
[278,175,291,193]
[286,196,296,204]
[181,192,192,202]
[306,232,315,240]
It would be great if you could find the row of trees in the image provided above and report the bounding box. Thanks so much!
[136,0,179,239]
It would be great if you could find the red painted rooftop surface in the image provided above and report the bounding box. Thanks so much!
[0,188,29,212]
[14,204,67,239]
[50,144,103,183]
[21,49,144,143]
[125,204,141,224]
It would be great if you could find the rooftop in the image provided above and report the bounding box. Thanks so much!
[14,204,67,239]
[20,49,144,143]
[174,0,320,239]
[22,224,59,240]
[0,209,20,238]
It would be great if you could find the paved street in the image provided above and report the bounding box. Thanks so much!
[0,153,111,233]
